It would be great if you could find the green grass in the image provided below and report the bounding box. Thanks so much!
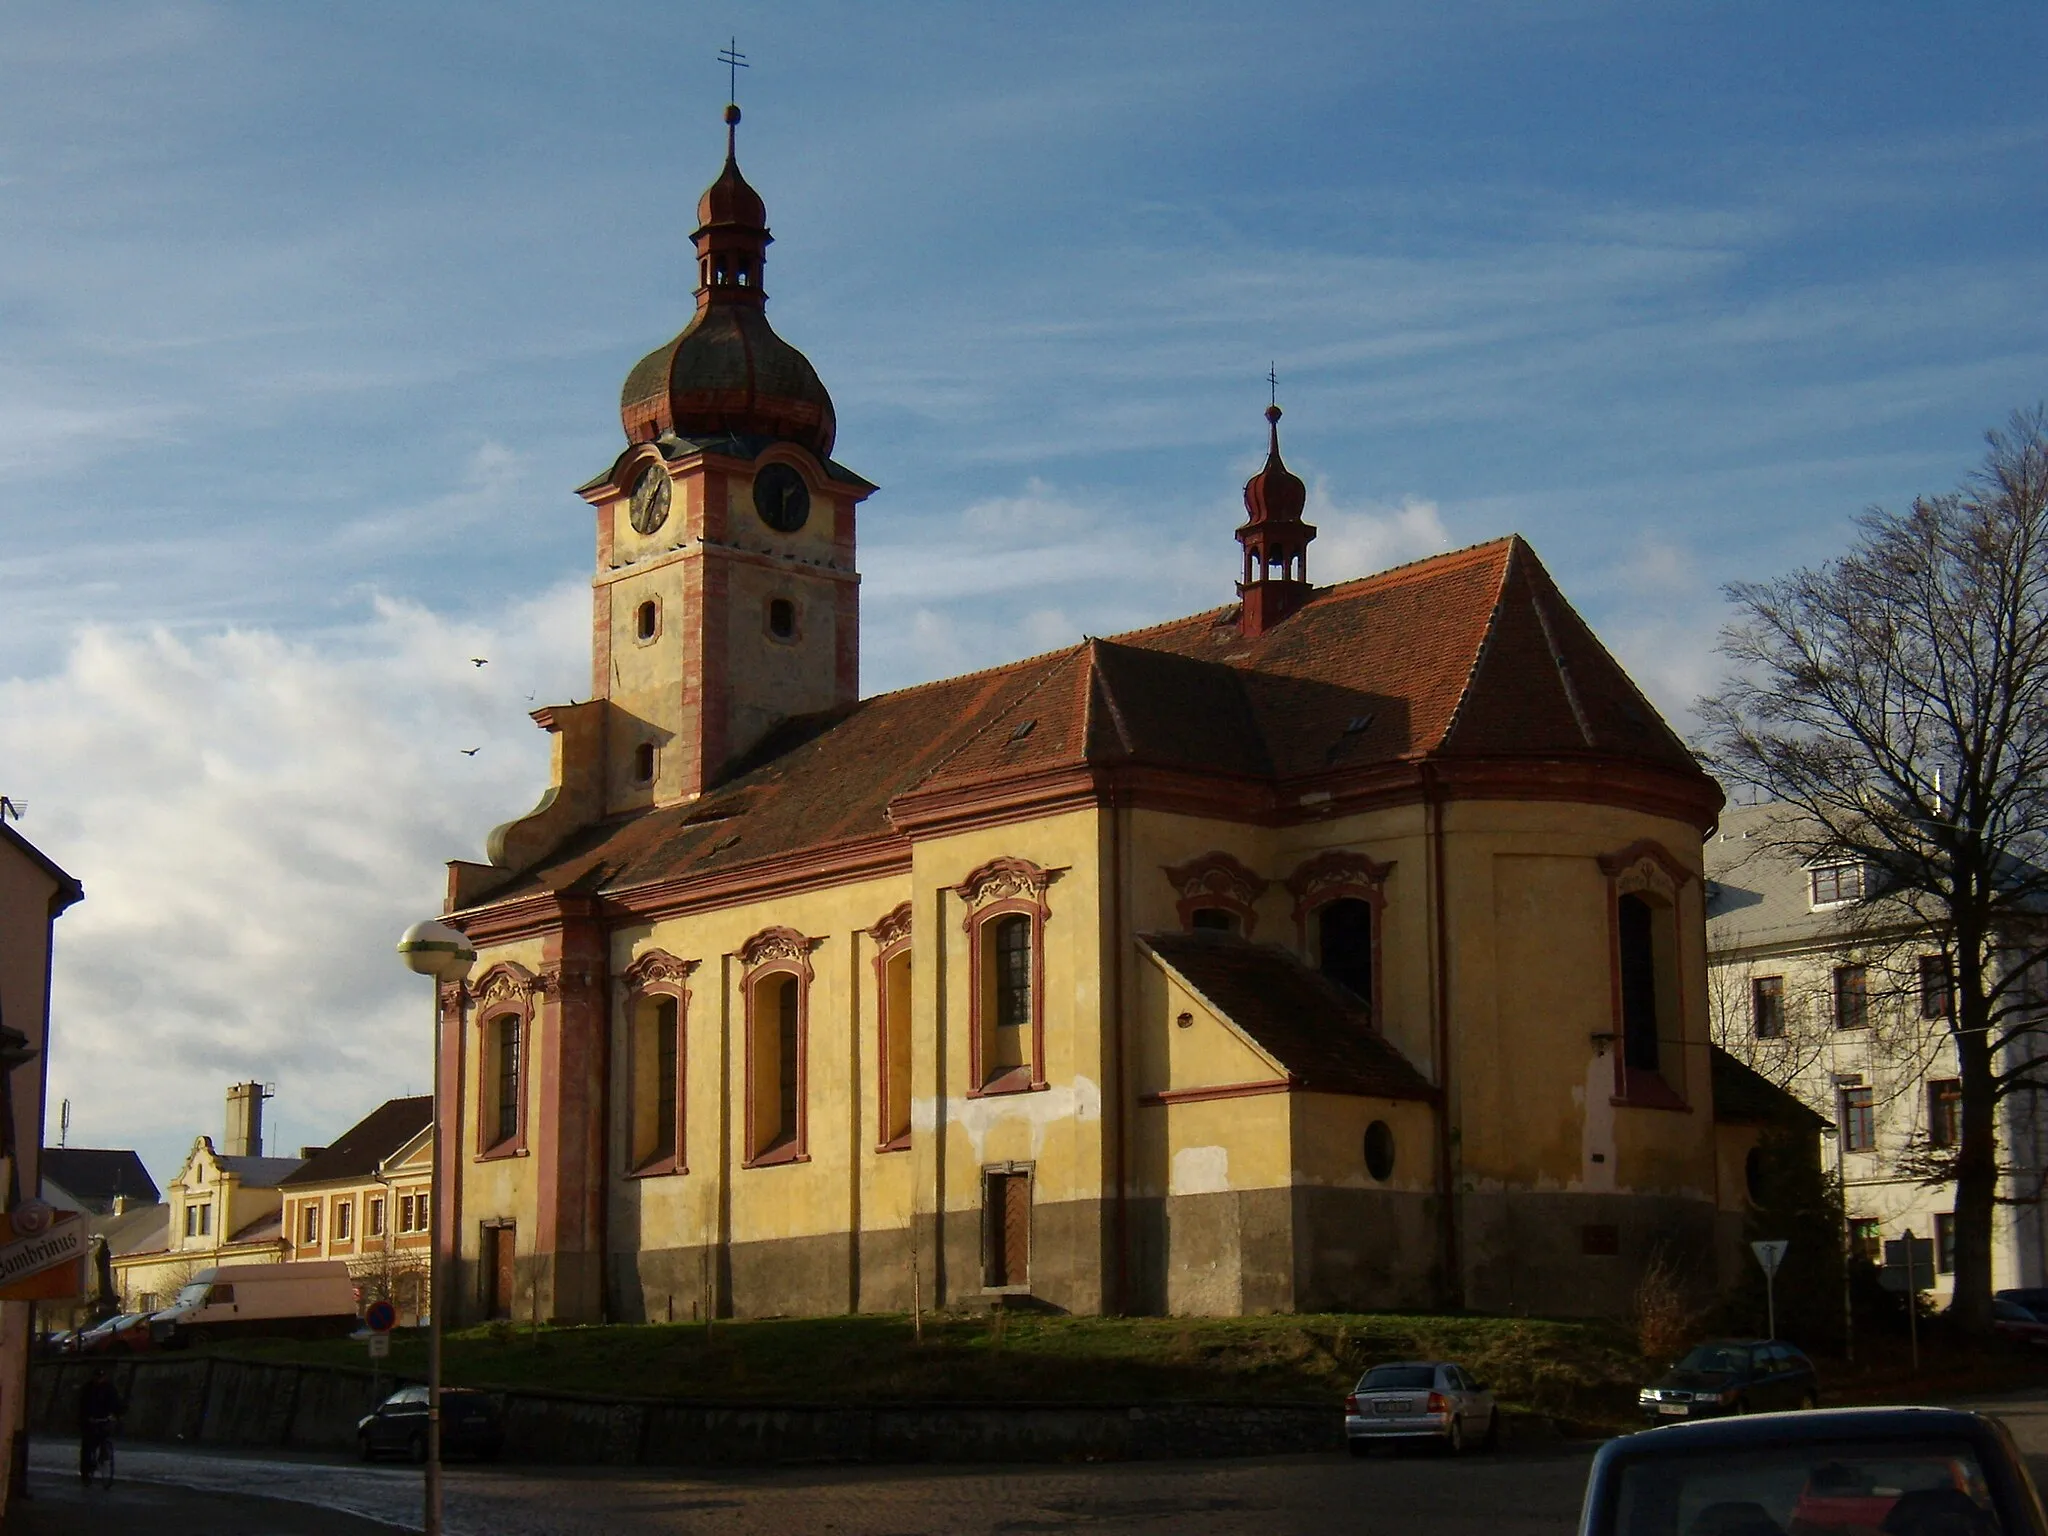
[216,1310,1646,1428]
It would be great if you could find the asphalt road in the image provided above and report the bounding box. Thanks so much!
[26,1389,2048,1536]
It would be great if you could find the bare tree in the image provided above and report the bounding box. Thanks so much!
[1698,409,2048,1334]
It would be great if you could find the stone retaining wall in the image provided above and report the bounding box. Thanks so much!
[32,1356,1342,1465]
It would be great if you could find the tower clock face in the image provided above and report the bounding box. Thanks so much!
[752,463,811,534]
[628,464,671,535]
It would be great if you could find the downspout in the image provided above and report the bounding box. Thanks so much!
[1109,783,1129,1315]
[1423,762,1461,1306]
[594,929,611,1324]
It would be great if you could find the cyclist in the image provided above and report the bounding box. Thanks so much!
[78,1366,121,1486]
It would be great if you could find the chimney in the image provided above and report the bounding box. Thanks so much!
[224,1082,266,1158]
[112,1194,128,1216]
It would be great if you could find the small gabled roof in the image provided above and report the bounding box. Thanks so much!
[278,1097,433,1188]
[42,1148,159,1213]
[1710,1046,1831,1130]
[1140,930,1436,1101]
[89,1201,169,1259]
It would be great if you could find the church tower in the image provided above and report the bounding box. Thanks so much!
[577,104,874,811]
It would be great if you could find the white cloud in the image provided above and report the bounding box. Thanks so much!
[0,584,587,1183]
[1307,484,1452,583]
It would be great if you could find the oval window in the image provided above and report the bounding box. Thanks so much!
[1744,1145,1765,1204]
[1364,1120,1396,1182]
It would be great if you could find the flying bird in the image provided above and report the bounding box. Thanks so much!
[471,658,489,667]
[460,748,481,757]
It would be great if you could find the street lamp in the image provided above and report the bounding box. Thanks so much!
[398,919,474,1536]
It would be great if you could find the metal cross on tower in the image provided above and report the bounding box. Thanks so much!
[718,38,749,104]
[1268,363,1279,409]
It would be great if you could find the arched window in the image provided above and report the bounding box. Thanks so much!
[1617,893,1660,1074]
[1190,907,1238,934]
[768,597,796,640]
[1317,898,1374,1005]
[994,915,1031,1027]
[631,995,680,1172]
[746,971,806,1163]
[958,857,1054,1096]
[490,1013,521,1150]
[880,946,912,1147]
[636,599,657,642]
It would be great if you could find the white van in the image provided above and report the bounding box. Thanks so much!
[150,1260,359,1345]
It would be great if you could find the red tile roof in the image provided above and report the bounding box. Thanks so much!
[469,536,1714,909]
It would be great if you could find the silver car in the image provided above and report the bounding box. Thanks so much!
[1344,1360,1498,1456]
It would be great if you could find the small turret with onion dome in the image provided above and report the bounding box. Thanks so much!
[1236,396,1317,636]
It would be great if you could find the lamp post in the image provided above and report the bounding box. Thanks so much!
[398,919,475,1536]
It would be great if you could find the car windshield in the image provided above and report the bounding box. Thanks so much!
[1674,1345,1751,1375]
[1360,1365,1436,1390]
[1606,1440,2001,1536]
[173,1281,211,1308]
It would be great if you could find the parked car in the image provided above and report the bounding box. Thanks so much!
[1993,1297,2048,1347]
[1343,1360,1497,1455]
[1998,1286,2048,1317]
[1636,1339,1818,1423]
[150,1260,358,1346]
[75,1313,151,1356]
[1576,1406,2048,1536]
[357,1385,504,1463]
[37,1330,75,1357]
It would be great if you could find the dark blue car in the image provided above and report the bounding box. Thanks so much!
[1577,1406,2048,1536]
[357,1384,504,1462]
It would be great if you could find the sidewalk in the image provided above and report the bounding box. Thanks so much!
[8,1473,403,1535]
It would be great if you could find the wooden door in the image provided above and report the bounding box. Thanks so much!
[986,1172,1030,1287]
[485,1225,515,1320]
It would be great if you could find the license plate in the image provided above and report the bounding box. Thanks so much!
[1373,1400,1409,1415]
[1657,1403,1688,1416]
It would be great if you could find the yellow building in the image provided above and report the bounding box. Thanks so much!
[109,1085,298,1312]
[279,1096,434,1323]
[435,106,1744,1326]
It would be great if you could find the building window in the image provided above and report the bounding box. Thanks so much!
[984,1168,1031,1288]
[746,968,806,1163]
[184,1203,212,1239]
[1920,954,1954,1021]
[1617,893,1662,1074]
[1834,965,1869,1029]
[767,597,796,640]
[633,742,656,784]
[1316,898,1375,1008]
[303,1203,321,1244]
[416,1192,429,1234]
[1811,862,1865,906]
[369,1197,385,1237]
[1751,975,1786,1039]
[1928,1079,1962,1148]
[333,1200,352,1242]
[636,599,658,642]
[994,914,1031,1027]
[399,1194,415,1233]
[973,910,1039,1092]
[1841,1085,1877,1152]
[630,994,682,1173]
[1934,1212,1956,1274]
[1850,1217,1881,1263]
[1363,1120,1396,1182]
[488,1013,523,1150]
[878,944,913,1149]
[1189,907,1237,933]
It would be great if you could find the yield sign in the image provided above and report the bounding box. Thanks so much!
[1751,1240,1790,1278]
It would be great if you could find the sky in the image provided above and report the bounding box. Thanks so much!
[2,1,2045,1184]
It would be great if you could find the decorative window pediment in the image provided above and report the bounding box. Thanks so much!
[467,960,539,1010]
[867,901,913,950]
[739,924,822,979]
[1597,839,1693,904]
[954,857,1061,925]
[1163,851,1268,935]
[619,948,700,992]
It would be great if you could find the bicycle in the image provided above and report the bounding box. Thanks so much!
[83,1416,116,1488]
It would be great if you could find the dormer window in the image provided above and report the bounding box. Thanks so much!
[1810,862,1864,907]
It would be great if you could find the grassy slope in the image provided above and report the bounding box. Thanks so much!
[219,1312,1646,1429]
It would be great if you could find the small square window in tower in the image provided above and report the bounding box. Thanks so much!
[984,1170,1031,1288]
[635,600,658,642]
[767,597,796,640]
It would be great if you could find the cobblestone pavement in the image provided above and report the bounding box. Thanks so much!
[29,1439,1596,1535]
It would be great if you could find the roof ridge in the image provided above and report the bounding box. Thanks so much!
[1429,536,1524,752]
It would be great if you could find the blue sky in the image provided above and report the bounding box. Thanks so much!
[4,1,2044,1179]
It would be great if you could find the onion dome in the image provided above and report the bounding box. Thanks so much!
[1241,404,1307,523]
[619,105,838,457]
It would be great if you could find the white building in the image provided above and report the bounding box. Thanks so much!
[1706,802,2048,1299]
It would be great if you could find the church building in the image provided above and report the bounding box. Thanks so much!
[435,105,1744,1326]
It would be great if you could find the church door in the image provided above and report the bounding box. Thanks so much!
[483,1224,515,1320]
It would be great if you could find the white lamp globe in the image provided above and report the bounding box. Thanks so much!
[398,919,477,984]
